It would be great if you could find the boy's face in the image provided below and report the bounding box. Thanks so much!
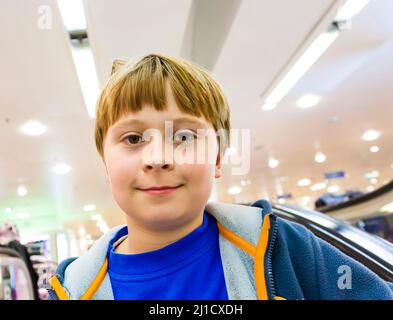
[103,82,222,231]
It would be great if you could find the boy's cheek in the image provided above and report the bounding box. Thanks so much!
[180,163,215,186]
[106,155,139,188]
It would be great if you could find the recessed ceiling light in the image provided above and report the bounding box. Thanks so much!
[366,186,374,192]
[16,212,30,219]
[370,178,378,185]
[261,103,277,111]
[246,179,251,185]
[278,198,286,204]
[370,146,379,153]
[327,185,340,193]
[52,163,72,174]
[268,158,279,169]
[17,185,28,197]
[91,213,101,221]
[362,130,380,141]
[299,196,311,206]
[310,182,327,191]
[20,120,47,136]
[225,147,237,156]
[83,204,96,212]
[228,186,242,195]
[240,180,246,186]
[381,201,393,213]
[364,170,379,180]
[314,152,327,163]
[5,207,12,214]
[296,94,321,109]
[297,178,311,187]
[78,226,86,236]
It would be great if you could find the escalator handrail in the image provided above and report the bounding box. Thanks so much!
[318,179,393,213]
[271,204,393,278]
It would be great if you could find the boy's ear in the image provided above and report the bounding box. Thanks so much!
[111,59,126,75]
[214,152,223,179]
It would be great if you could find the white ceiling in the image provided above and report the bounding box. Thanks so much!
[0,0,392,239]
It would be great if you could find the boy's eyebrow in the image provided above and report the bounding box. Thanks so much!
[112,116,207,131]
[111,119,148,131]
[172,117,207,127]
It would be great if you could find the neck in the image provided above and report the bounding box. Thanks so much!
[116,212,204,254]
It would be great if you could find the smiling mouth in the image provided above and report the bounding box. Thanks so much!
[137,184,183,195]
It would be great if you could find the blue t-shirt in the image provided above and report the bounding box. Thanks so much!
[107,212,229,300]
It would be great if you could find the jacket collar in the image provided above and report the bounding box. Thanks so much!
[54,201,265,299]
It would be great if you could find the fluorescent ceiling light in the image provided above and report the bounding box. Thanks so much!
[57,0,87,31]
[261,103,277,111]
[265,28,339,105]
[71,45,100,119]
[17,185,28,197]
[369,146,379,153]
[268,158,279,169]
[314,152,327,163]
[296,94,321,109]
[335,0,370,21]
[327,185,340,193]
[278,198,286,204]
[297,178,311,187]
[310,182,327,191]
[83,204,96,212]
[52,163,72,174]
[20,120,47,136]
[58,0,99,119]
[362,130,380,141]
[228,186,242,195]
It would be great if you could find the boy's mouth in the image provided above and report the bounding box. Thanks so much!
[136,184,183,196]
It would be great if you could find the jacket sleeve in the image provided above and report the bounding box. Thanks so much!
[273,218,393,300]
[308,228,393,299]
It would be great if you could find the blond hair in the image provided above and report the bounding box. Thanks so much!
[94,53,231,158]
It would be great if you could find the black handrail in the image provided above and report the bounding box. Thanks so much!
[318,180,393,213]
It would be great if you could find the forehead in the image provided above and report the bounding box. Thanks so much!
[109,102,212,133]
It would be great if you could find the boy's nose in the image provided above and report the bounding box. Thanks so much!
[142,143,174,172]
[143,161,174,172]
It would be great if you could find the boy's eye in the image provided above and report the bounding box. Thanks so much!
[173,130,197,144]
[124,134,144,145]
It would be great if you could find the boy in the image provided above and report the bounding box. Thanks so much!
[47,54,393,300]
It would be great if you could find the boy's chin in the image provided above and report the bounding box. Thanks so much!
[135,208,194,230]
